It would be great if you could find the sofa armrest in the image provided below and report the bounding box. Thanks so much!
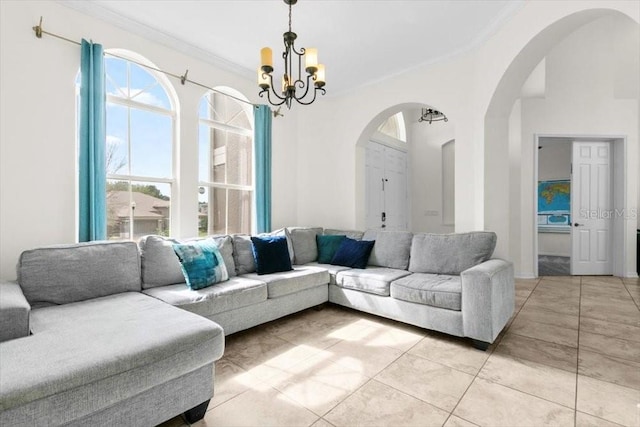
[461,259,514,344]
[0,282,31,342]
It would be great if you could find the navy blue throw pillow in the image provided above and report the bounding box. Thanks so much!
[330,238,375,269]
[251,235,293,275]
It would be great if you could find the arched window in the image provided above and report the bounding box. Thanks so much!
[103,52,177,239]
[377,112,407,142]
[198,89,254,236]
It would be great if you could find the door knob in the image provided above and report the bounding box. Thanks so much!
[574,223,584,227]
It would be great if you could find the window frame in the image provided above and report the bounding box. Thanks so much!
[198,89,255,236]
[103,52,178,240]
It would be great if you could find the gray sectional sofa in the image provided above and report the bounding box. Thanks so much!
[0,227,514,426]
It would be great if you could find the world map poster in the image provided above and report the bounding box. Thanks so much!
[538,179,571,230]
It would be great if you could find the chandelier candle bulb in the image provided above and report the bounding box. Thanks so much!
[258,68,270,89]
[304,48,318,73]
[260,47,273,72]
[315,64,325,87]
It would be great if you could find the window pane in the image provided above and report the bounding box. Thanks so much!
[227,189,252,235]
[198,185,209,237]
[105,57,128,98]
[198,126,251,186]
[106,103,129,175]
[130,108,172,178]
[198,124,211,183]
[129,63,171,109]
[199,186,227,235]
[225,133,252,186]
[106,179,131,240]
[131,181,171,239]
[107,180,171,240]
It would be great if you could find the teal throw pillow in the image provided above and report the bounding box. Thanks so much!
[316,234,346,264]
[173,239,229,290]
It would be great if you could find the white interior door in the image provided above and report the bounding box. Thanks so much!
[365,141,408,230]
[571,141,612,275]
[384,147,408,229]
[366,142,385,229]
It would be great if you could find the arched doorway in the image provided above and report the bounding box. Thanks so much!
[484,10,639,277]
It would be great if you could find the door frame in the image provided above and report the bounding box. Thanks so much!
[533,133,627,277]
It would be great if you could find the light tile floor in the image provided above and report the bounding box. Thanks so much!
[160,276,640,427]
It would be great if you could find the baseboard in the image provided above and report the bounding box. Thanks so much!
[538,253,570,258]
[624,272,639,279]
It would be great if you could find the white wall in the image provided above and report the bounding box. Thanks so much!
[0,1,298,280]
[408,110,455,233]
[537,141,571,257]
[1,1,638,280]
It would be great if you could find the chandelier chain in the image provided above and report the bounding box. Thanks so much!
[288,2,292,33]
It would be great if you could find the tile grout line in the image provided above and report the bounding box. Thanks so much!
[440,277,543,426]
[622,282,640,311]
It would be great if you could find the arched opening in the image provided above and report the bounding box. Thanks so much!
[484,10,639,277]
[355,103,455,233]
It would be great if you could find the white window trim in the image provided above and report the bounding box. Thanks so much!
[105,56,177,239]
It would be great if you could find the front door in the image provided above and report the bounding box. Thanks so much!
[571,141,612,275]
[365,141,408,230]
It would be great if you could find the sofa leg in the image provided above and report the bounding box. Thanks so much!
[182,399,210,424]
[471,339,490,351]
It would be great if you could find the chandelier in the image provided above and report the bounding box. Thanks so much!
[419,108,448,124]
[258,0,326,109]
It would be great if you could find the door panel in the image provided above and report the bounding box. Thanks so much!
[571,141,612,275]
[365,142,385,229]
[365,141,408,230]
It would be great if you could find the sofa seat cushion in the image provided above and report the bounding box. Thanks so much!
[336,267,411,296]
[244,266,329,299]
[1,292,224,417]
[143,277,267,317]
[304,262,352,285]
[391,273,462,311]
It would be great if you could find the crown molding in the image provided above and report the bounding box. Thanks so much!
[56,0,255,81]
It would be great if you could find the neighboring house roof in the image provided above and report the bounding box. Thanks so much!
[108,191,169,220]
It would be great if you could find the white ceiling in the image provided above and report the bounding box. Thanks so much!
[61,0,524,95]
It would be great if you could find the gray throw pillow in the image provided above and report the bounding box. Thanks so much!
[409,232,497,275]
[232,234,256,275]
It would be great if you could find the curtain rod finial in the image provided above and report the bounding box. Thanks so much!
[33,16,43,38]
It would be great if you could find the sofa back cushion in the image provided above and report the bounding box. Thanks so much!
[409,232,497,275]
[288,227,323,265]
[139,235,236,289]
[363,229,413,270]
[324,228,364,240]
[18,241,141,307]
